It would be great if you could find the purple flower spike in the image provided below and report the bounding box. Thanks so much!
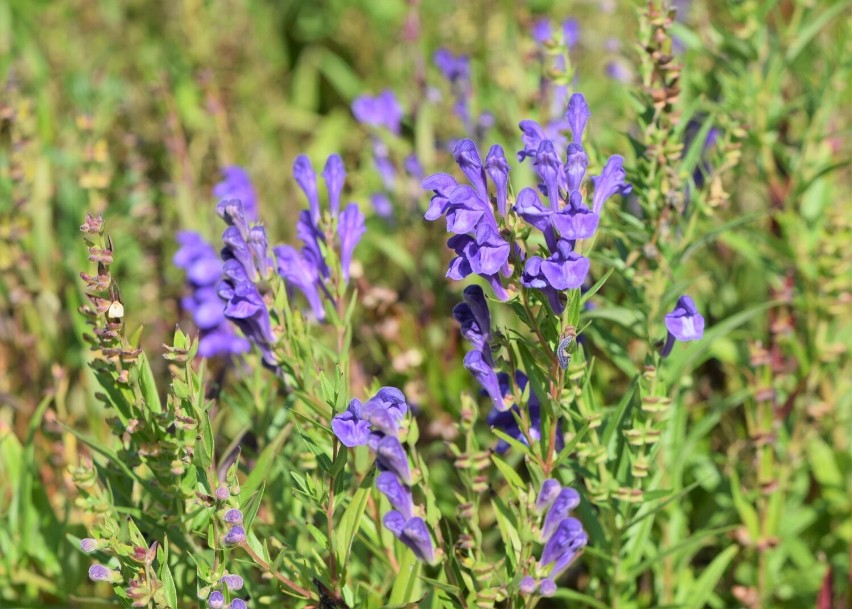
[541,517,586,566]
[229,600,248,609]
[337,203,366,283]
[223,526,246,545]
[376,471,415,520]
[566,93,591,145]
[539,578,557,596]
[293,155,320,225]
[401,517,436,564]
[376,436,412,484]
[221,574,244,590]
[519,575,537,595]
[331,398,371,448]
[322,154,346,217]
[591,155,632,215]
[214,166,258,223]
[485,145,510,216]
[208,591,225,609]
[464,349,506,411]
[224,509,243,525]
[534,140,563,209]
[536,479,563,512]
[88,564,120,583]
[453,139,488,200]
[542,488,581,541]
[661,295,705,357]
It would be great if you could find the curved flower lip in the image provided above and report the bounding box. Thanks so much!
[421,172,458,194]
[591,154,633,214]
[452,139,488,199]
[445,185,489,234]
[664,295,705,341]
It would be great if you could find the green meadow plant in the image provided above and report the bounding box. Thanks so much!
[0,1,848,608]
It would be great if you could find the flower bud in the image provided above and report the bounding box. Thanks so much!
[519,576,537,595]
[539,578,557,596]
[223,525,246,545]
[80,538,102,553]
[223,509,243,525]
[215,485,230,501]
[230,600,248,609]
[221,573,244,591]
[88,564,121,583]
[207,591,225,609]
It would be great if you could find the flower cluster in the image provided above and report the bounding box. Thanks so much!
[520,479,588,597]
[216,198,278,369]
[174,231,249,358]
[515,92,632,312]
[274,154,365,320]
[423,140,512,300]
[660,295,705,357]
[331,388,436,564]
[453,286,562,452]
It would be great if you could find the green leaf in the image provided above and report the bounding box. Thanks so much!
[491,455,526,493]
[676,545,738,609]
[137,351,163,413]
[159,561,178,608]
[242,422,291,497]
[335,475,372,576]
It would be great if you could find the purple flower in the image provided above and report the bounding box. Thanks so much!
[370,192,394,218]
[541,488,581,541]
[485,145,510,216]
[322,154,346,217]
[376,436,411,484]
[208,591,225,609]
[352,90,404,134]
[563,19,580,49]
[536,479,562,512]
[566,93,591,145]
[223,525,246,545]
[337,203,366,282]
[534,140,565,209]
[404,154,425,179]
[293,155,321,225]
[384,512,436,564]
[517,120,548,162]
[331,388,409,449]
[376,471,415,520]
[174,232,250,358]
[331,398,372,448]
[434,48,470,83]
[219,261,276,363]
[274,244,325,321]
[551,191,599,240]
[230,600,247,609]
[221,574,244,591]
[216,199,251,240]
[215,485,230,501]
[591,155,632,215]
[452,284,492,354]
[540,517,587,577]
[214,166,258,223]
[661,295,705,357]
[224,509,243,525]
[464,349,506,411]
[88,564,119,583]
[522,240,590,303]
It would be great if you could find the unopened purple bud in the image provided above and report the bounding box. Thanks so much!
[229,599,248,609]
[539,578,557,596]
[376,471,415,520]
[88,564,119,583]
[221,573,244,591]
[485,145,510,216]
[224,509,243,525]
[80,538,100,553]
[519,575,537,595]
[322,154,346,217]
[208,591,225,609]
[215,485,230,500]
[223,525,246,545]
[542,488,581,540]
[566,93,591,145]
[536,479,562,512]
